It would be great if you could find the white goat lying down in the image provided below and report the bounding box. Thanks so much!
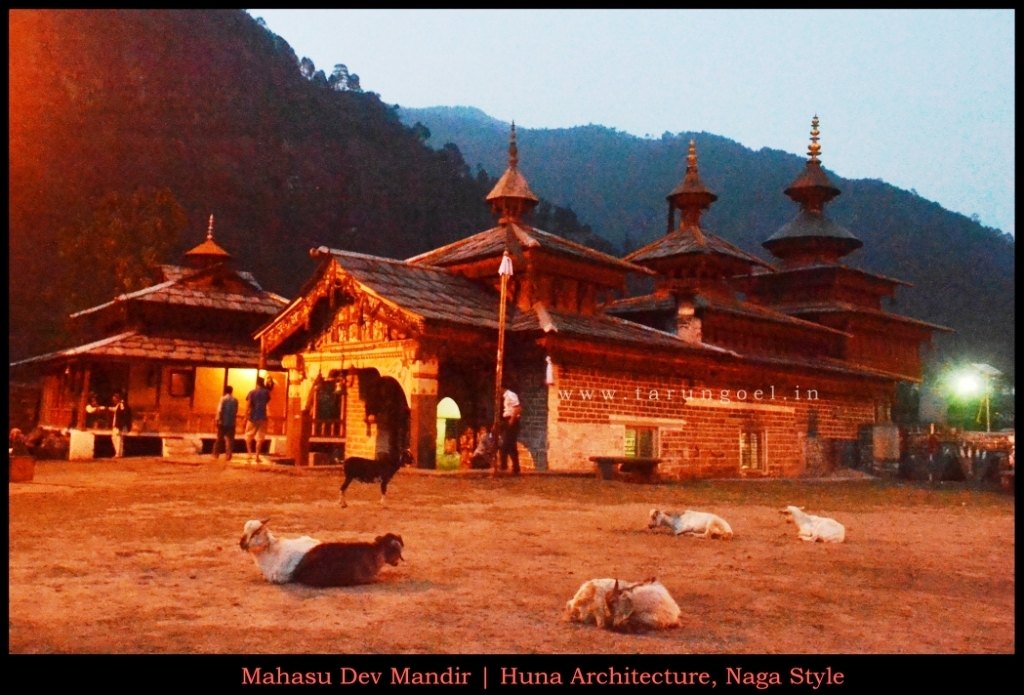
[780,505,846,543]
[239,518,405,586]
[564,577,681,632]
[648,508,734,539]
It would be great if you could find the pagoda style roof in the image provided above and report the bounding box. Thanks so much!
[764,116,863,261]
[509,302,706,352]
[184,214,232,262]
[408,222,653,276]
[604,291,850,337]
[693,294,851,336]
[625,226,774,269]
[485,122,540,221]
[778,302,954,333]
[603,293,677,315]
[745,262,913,288]
[9,331,277,369]
[763,209,862,247]
[319,248,501,328]
[69,265,289,319]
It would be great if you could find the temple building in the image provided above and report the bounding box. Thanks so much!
[258,118,951,477]
[10,216,290,458]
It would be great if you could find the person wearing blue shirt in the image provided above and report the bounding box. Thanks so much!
[245,377,271,463]
[212,385,239,461]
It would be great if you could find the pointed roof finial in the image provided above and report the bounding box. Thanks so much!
[765,116,862,262]
[486,121,539,223]
[185,212,232,266]
[509,121,519,169]
[808,114,821,162]
[665,138,717,235]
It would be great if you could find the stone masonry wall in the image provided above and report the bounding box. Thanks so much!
[546,362,878,479]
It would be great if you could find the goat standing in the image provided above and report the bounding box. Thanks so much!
[339,448,414,507]
[780,505,846,543]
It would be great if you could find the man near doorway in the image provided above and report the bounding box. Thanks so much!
[245,377,271,463]
[213,385,239,461]
[499,383,522,475]
[110,392,131,458]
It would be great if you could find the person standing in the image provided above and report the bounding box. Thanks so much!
[244,376,271,463]
[499,384,522,475]
[85,392,105,429]
[212,385,239,461]
[109,392,131,458]
[926,430,941,482]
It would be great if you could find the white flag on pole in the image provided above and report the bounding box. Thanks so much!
[498,250,514,277]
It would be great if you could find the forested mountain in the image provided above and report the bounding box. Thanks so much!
[399,106,1016,378]
[8,10,1013,384]
[9,10,597,361]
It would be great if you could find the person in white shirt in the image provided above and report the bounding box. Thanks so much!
[499,384,522,475]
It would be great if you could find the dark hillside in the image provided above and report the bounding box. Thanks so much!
[400,106,1015,377]
[9,10,494,359]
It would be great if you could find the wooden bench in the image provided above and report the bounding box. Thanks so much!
[589,456,661,482]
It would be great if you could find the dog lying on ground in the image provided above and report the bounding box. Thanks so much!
[339,448,414,507]
[648,508,734,539]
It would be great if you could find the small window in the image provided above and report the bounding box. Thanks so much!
[625,426,657,458]
[168,369,194,398]
[740,430,766,471]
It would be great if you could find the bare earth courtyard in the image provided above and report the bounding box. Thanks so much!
[8,457,1014,667]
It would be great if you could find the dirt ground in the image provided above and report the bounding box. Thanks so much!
[8,457,1015,656]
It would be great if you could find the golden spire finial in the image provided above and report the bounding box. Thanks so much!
[206,213,215,241]
[509,121,519,169]
[687,139,698,172]
[808,114,821,162]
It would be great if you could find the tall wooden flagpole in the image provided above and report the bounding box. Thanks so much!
[493,250,514,467]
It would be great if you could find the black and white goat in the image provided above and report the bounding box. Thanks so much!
[239,519,404,586]
[339,448,414,507]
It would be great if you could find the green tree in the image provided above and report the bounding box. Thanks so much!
[56,187,188,320]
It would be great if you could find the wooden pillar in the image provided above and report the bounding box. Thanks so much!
[408,359,439,469]
[76,365,92,431]
[281,354,308,466]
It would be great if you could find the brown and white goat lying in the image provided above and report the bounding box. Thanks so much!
[239,518,320,584]
[648,508,734,539]
[780,505,845,543]
[239,519,404,586]
[564,577,681,631]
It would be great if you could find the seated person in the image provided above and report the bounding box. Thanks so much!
[470,425,497,469]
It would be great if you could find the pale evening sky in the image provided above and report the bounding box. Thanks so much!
[250,9,1015,238]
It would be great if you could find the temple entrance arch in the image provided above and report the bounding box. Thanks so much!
[345,368,411,463]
